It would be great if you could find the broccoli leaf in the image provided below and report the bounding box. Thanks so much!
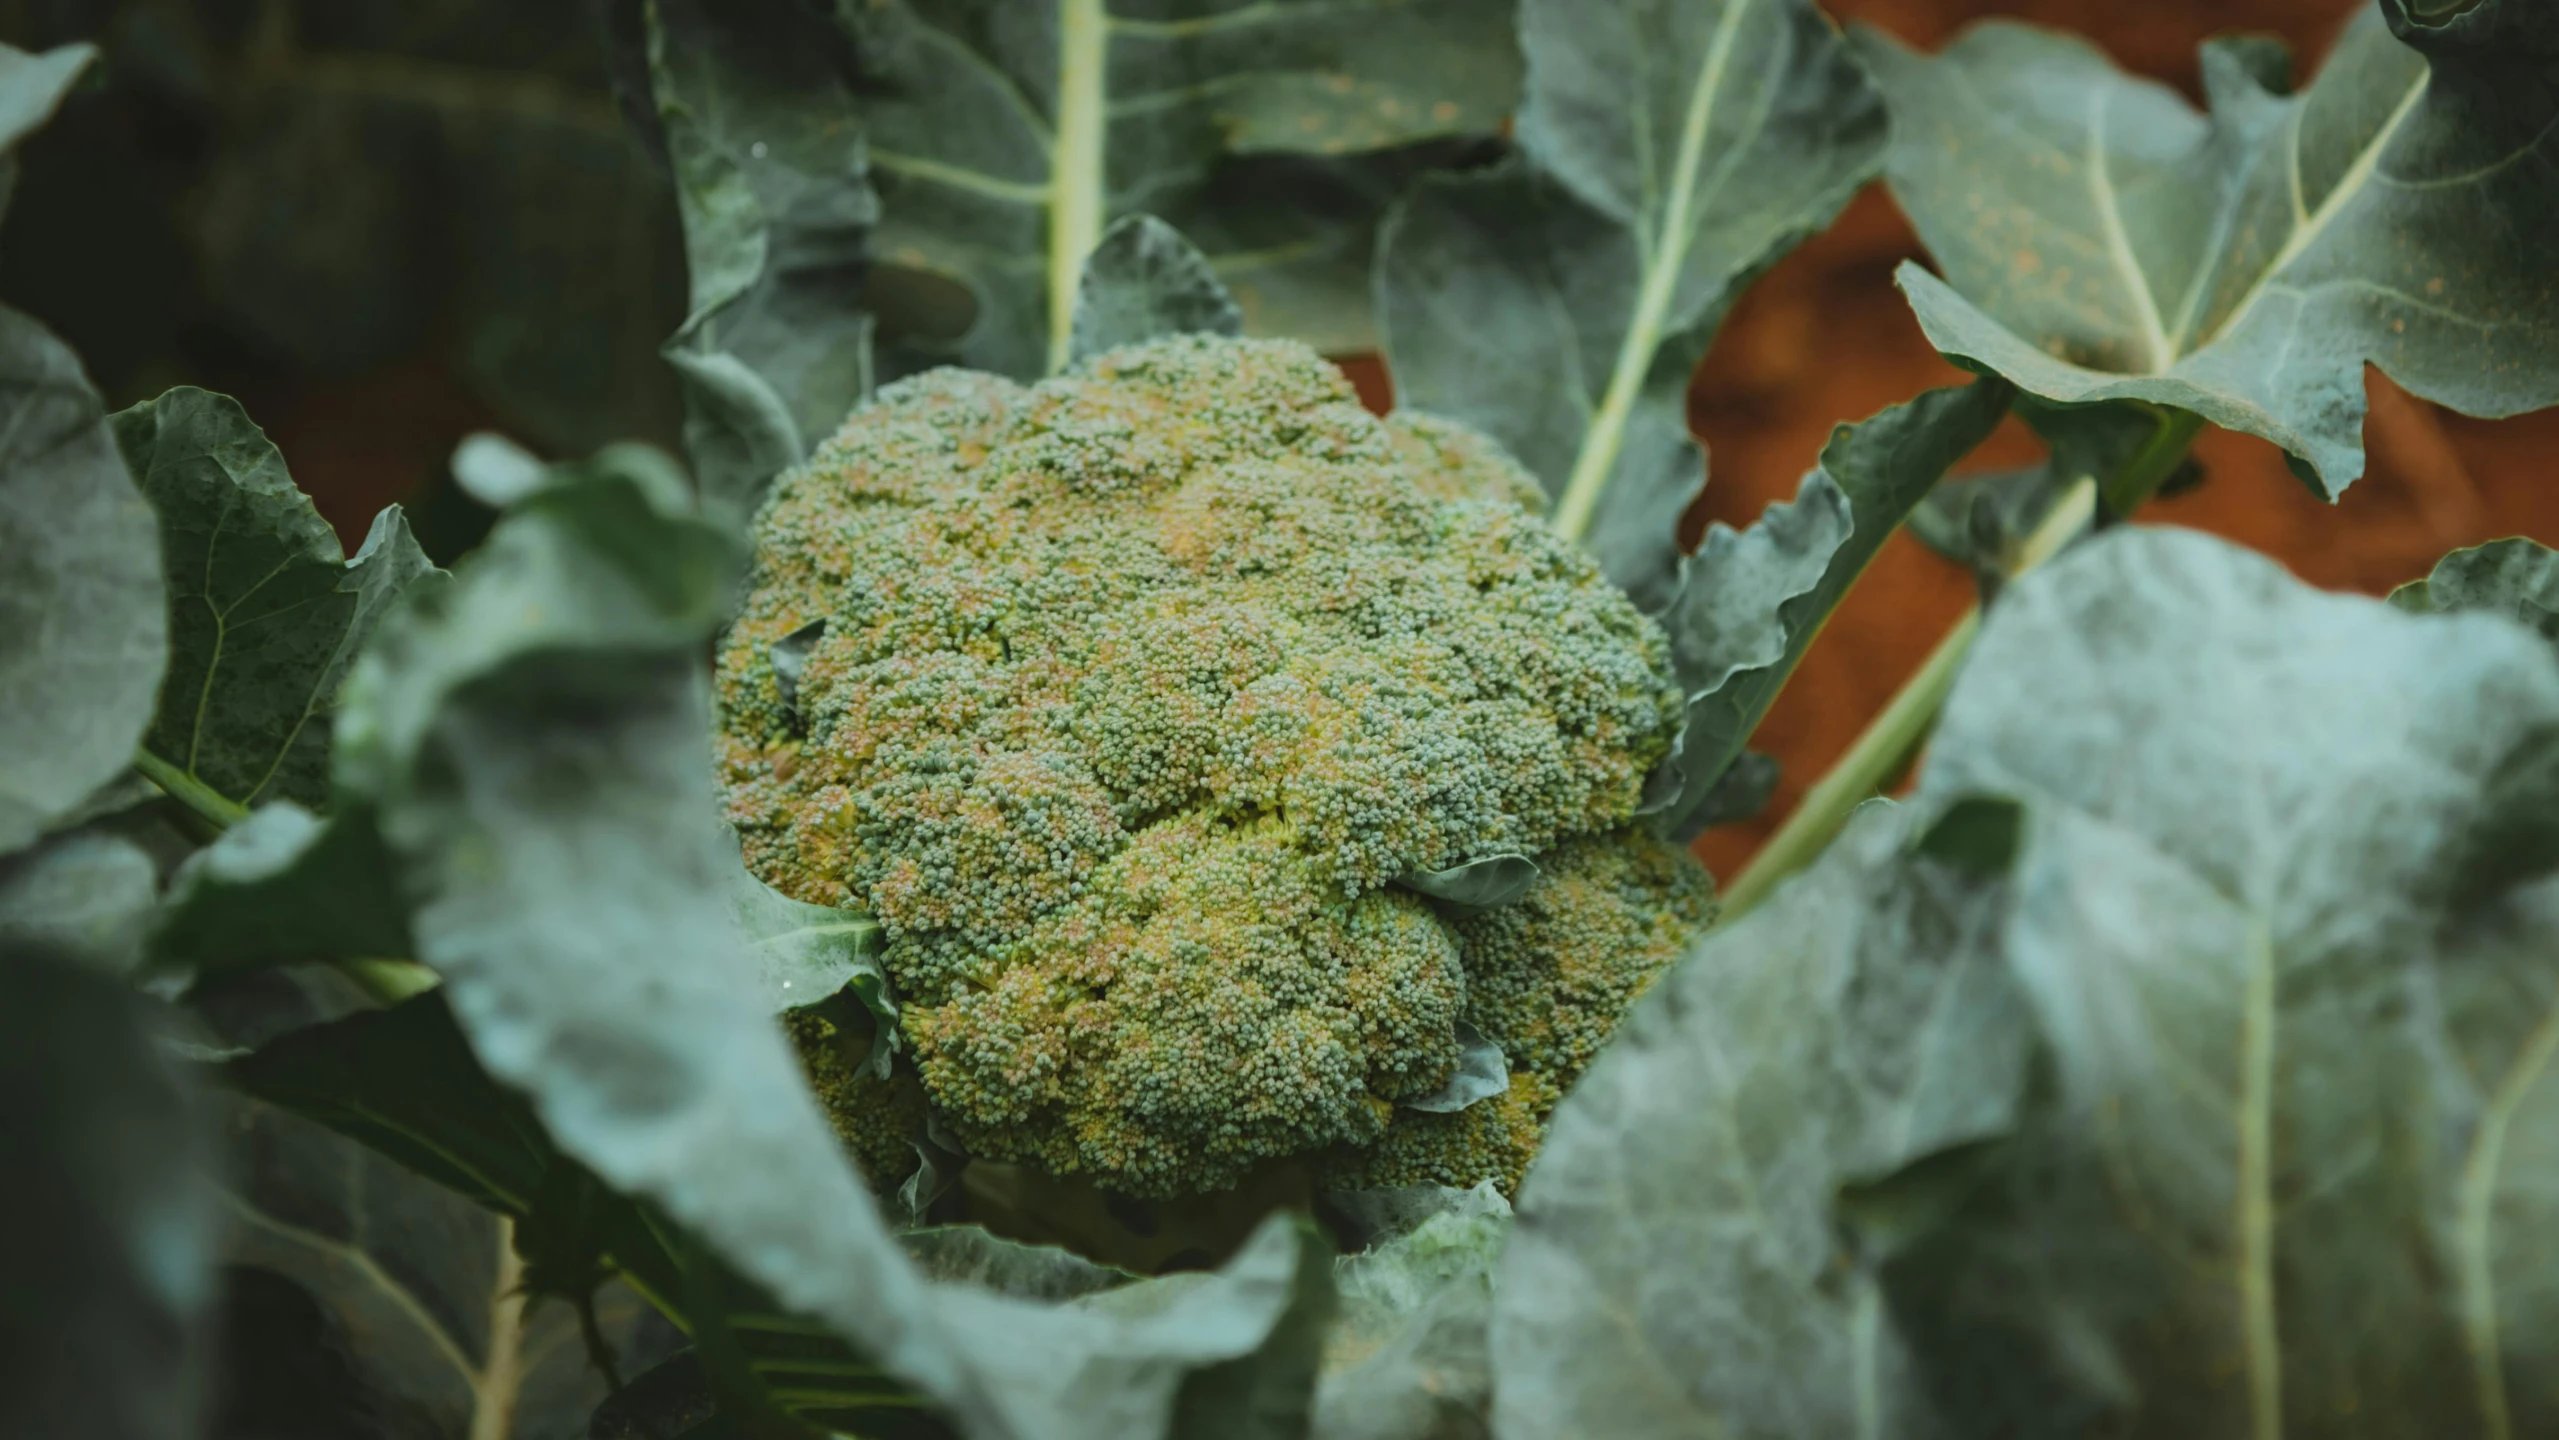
[838,0,1518,379]
[1882,526,2559,1435]
[1313,1183,1508,1440]
[0,305,167,855]
[214,1094,681,1440]
[2,940,222,1440]
[1648,378,2013,838]
[0,832,159,976]
[332,441,1337,1440]
[722,823,894,1052]
[1376,0,1883,609]
[646,0,879,529]
[112,388,443,821]
[2391,535,2559,649]
[1067,215,1244,365]
[1396,853,1540,911]
[1490,801,2031,1438]
[1856,4,2559,497]
[901,1228,1137,1302]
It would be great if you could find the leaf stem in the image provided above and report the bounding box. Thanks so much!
[1715,474,2101,923]
[1046,0,1109,373]
[133,747,249,831]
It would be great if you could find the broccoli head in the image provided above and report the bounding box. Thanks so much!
[718,334,1699,1198]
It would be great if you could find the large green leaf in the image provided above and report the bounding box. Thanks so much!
[1857,4,2559,497]
[182,5,686,456]
[1313,1184,1510,1440]
[0,305,167,854]
[1892,526,2559,1436]
[1376,0,1883,607]
[1647,378,2013,837]
[2392,536,2559,650]
[150,801,413,981]
[114,388,442,820]
[2,940,221,1440]
[838,0,1517,380]
[333,444,1335,1440]
[215,1095,680,1440]
[646,0,879,529]
[1488,801,2032,1437]
[0,830,159,974]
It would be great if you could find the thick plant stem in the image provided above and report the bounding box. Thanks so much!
[1715,474,2106,924]
[1715,608,1979,921]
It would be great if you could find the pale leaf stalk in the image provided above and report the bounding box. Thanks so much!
[1715,477,2095,922]
[1046,0,1111,372]
[133,746,251,831]
[1718,404,2206,920]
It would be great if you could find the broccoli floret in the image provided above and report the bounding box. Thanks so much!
[719,335,1695,1198]
[786,1006,931,1199]
[1324,827,1714,1194]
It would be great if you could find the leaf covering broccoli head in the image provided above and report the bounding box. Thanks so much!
[717,334,1697,1197]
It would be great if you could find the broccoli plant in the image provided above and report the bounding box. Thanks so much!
[2,2,2556,1439]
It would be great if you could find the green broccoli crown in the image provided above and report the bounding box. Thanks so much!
[719,335,1689,1197]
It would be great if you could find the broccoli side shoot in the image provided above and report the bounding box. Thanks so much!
[718,335,1692,1198]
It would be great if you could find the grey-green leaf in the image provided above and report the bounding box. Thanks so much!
[1377,0,1882,606]
[1315,1183,1508,1440]
[846,0,1518,380]
[1398,853,1540,911]
[149,801,412,982]
[1068,215,1244,365]
[902,1227,1137,1302]
[1490,802,2032,1438]
[1649,379,2012,838]
[0,307,167,855]
[2392,536,2559,651]
[648,0,879,528]
[335,446,1331,1440]
[1403,1021,1509,1116]
[0,832,159,976]
[2,941,220,1440]
[1857,8,2559,497]
[115,388,442,816]
[1900,525,2559,1435]
[722,823,891,1031]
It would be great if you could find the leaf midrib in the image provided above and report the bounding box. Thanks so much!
[1549,0,1756,541]
[2455,990,2559,1440]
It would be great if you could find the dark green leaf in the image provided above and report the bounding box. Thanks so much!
[1857,8,2559,496]
[215,1095,681,1440]
[842,0,1517,380]
[1313,1183,1508,1440]
[1895,526,2559,1435]
[1649,379,2013,837]
[149,801,410,980]
[186,15,686,456]
[114,388,443,817]
[1067,214,1244,364]
[2,941,221,1440]
[2391,535,2559,649]
[1377,0,1883,606]
[647,0,878,528]
[0,306,167,854]
[1489,802,2032,1437]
